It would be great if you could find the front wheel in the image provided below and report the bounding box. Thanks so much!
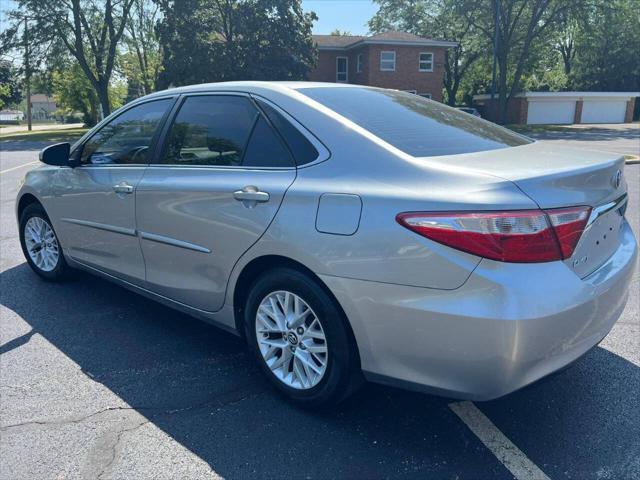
[19,203,71,281]
[245,268,362,407]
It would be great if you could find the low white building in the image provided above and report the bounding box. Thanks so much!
[473,91,639,125]
[0,109,25,122]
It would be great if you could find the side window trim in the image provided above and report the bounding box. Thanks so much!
[249,94,331,168]
[75,96,178,167]
[153,91,298,170]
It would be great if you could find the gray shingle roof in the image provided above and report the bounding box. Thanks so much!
[313,30,457,49]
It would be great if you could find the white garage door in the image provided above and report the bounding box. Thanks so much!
[527,100,576,125]
[581,100,627,124]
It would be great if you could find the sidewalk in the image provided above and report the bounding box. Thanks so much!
[0,123,85,135]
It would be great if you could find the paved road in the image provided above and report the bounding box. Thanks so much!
[1,133,639,479]
[523,123,640,157]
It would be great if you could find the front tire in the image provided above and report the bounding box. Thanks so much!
[245,268,361,407]
[19,203,70,281]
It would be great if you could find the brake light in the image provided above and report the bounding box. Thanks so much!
[545,206,591,259]
[396,207,591,263]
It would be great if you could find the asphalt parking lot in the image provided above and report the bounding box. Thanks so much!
[1,126,639,479]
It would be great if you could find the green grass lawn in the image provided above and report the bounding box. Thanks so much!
[0,128,89,143]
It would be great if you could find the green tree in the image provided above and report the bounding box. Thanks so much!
[458,0,579,123]
[155,0,317,88]
[53,61,126,126]
[120,0,162,97]
[0,60,22,109]
[569,0,640,91]
[369,0,484,106]
[8,0,135,117]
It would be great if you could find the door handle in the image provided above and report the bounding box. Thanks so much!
[233,186,270,207]
[113,182,134,194]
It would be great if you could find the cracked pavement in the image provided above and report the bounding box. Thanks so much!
[1,132,639,479]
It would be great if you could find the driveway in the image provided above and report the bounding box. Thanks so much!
[1,136,639,479]
[520,123,640,157]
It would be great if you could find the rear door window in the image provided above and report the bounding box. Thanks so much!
[299,87,531,157]
[255,98,319,166]
[159,95,294,168]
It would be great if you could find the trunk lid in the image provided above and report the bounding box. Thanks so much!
[423,142,629,277]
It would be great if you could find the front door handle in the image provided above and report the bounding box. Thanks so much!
[233,186,270,207]
[113,182,134,194]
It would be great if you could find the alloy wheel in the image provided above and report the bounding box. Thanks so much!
[255,290,328,390]
[24,216,59,272]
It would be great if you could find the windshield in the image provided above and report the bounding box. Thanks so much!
[299,87,531,157]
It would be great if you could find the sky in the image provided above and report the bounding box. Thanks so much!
[302,0,378,35]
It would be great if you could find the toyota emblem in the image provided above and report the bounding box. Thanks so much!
[612,170,622,189]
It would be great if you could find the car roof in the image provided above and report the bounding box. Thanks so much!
[141,81,367,101]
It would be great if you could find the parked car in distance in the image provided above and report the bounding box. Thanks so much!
[17,82,637,407]
[457,106,482,117]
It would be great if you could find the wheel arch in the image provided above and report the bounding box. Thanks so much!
[17,193,42,220]
[232,254,362,369]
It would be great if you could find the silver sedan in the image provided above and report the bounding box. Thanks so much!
[16,82,637,406]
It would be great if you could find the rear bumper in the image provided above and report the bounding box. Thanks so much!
[321,220,637,401]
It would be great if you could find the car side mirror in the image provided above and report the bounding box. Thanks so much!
[39,143,71,167]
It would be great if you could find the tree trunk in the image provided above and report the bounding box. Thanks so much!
[497,55,509,124]
[96,81,111,118]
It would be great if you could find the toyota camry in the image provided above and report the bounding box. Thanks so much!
[17,82,637,406]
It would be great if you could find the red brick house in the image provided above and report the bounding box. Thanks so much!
[307,31,458,102]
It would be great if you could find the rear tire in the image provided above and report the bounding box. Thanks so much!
[19,203,71,281]
[245,267,362,407]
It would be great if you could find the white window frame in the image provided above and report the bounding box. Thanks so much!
[419,93,432,99]
[419,52,434,72]
[380,51,396,72]
[356,53,363,73]
[336,56,348,83]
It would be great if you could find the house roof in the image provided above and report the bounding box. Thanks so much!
[474,91,640,101]
[30,94,55,103]
[313,30,458,50]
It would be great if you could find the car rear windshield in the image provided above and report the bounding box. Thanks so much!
[299,87,531,157]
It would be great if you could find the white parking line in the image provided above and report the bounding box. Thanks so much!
[449,401,551,480]
[0,161,38,175]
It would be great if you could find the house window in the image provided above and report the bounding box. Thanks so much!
[336,56,348,83]
[380,51,396,71]
[356,54,363,73]
[419,93,432,99]
[419,52,433,72]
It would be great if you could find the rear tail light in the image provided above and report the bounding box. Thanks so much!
[396,206,591,263]
[545,206,591,259]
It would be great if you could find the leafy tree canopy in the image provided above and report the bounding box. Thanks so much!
[155,0,317,88]
[0,60,23,109]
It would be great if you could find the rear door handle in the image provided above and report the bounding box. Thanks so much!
[233,186,270,207]
[113,182,134,194]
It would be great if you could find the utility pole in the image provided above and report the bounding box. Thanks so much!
[24,16,32,131]
[490,0,499,120]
